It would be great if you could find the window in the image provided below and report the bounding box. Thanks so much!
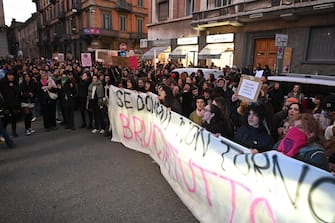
[307,26,335,63]
[137,18,144,34]
[86,11,90,27]
[207,0,231,9]
[67,20,71,33]
[71,18,77,33]
[158,1,169,21]
[119,15,127,32]
[67,0,70,11]
[138,0,144,8]
[53,5,56,18]
[186,0,194,16]
[102,13,112,30]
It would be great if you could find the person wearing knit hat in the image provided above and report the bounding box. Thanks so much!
[286,97,299,104]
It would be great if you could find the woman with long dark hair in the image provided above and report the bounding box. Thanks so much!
[201,103,228,138]
[157,84,182,114]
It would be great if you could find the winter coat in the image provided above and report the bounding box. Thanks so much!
[77,78,91,98]
[295,142,329,171]
[234,124,274,153]
[0,78,20,109]
[59,79,77,107]
[20,79,37,104]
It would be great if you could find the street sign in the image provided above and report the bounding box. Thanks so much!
[277,46,284,59]
[275,34,288,47]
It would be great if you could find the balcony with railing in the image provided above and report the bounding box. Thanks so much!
[57,11,66,20]
[192,0,335,27]
[115,0,132,12]
[129,32,147,40]
[72,0,82,13]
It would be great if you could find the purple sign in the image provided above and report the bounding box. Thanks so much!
[83,28,100,35]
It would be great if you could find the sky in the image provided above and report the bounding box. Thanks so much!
[3,0,37,26]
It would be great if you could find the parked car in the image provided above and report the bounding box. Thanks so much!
[170,68,224,79]
[267,73,335,109]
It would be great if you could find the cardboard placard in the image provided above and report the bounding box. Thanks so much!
[237,75,262,102]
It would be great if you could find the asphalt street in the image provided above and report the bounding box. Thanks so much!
[0,114,198,223]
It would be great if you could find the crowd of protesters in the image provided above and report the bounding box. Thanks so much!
[0,56,334,174]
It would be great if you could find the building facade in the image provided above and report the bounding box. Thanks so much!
[0,0,9,57]
[148,0,335,75]
[18,16,40,59]
[15,0,149,60]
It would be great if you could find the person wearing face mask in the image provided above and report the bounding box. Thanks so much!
[234,102,274,154]
[277,113,329,171]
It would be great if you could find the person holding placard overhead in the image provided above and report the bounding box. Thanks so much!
[234,102,274,154]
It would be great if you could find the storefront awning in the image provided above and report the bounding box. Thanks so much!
[169,45,198,59]
[142,46,170,60]
[198,43,233,59]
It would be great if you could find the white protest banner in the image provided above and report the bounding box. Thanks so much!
[81,53,92,67]
[108,86,335,223]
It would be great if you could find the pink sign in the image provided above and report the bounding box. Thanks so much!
[81,53,92,67]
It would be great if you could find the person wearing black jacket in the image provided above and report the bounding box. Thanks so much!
[234,103,274,153]
[202,103,233,139]
[0,71,20,137]
[77,71,92,129]
[0,91,15,148]
[58,72,77,130]
[20,72,38,135]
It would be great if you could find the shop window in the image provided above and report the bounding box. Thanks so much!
[307,26,335,63]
